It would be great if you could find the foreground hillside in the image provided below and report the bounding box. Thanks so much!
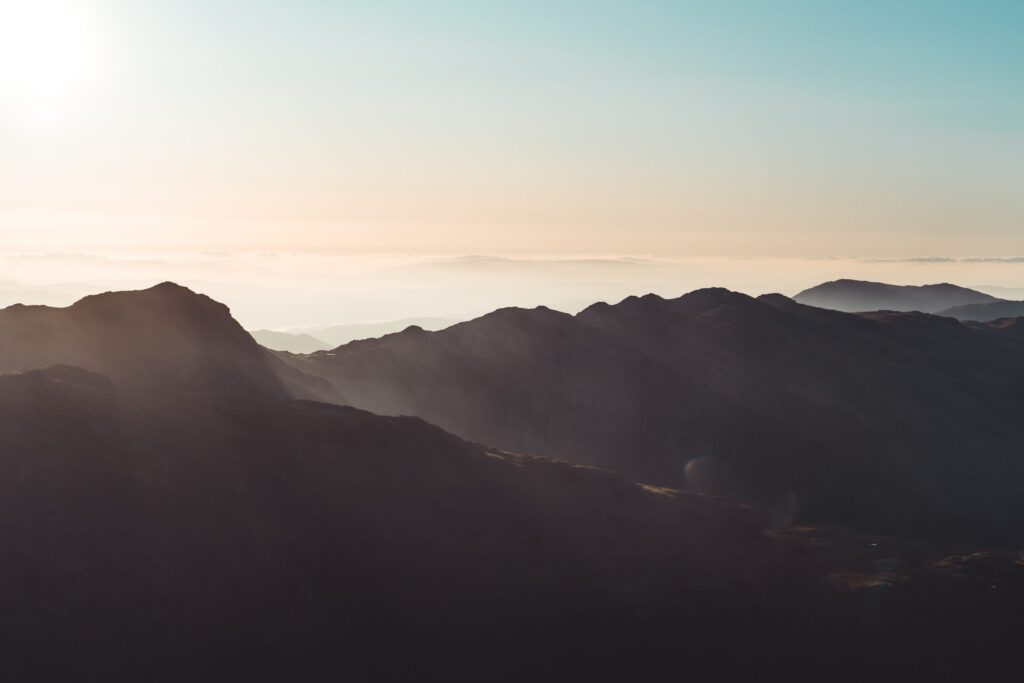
[285,288,1024,543]
[0,365,1021,680]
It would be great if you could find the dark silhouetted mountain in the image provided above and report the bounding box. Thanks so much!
[250,328,330,353]
[295,317,455,347]
[794,279,1000,312]
[939,299,1024,322]
[0,282,336,401]
[284,288,1024,543]
[1,365,1021,681]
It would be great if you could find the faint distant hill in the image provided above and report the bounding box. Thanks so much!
[0,282,336,402]
[294,317,454,347]
[250,329,330,353]
[794,279,1001,313]
[939,299,1024,322]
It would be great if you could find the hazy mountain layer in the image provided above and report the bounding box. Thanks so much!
[940,299,1024,322]
[250,329,331,353]
[295,317,455,347]
[794,279,1000,313]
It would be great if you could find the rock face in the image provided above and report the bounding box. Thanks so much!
[793,279,1000,313]
[284,288,1024,543]
[1,365,1022,681]
[0,282,336,401]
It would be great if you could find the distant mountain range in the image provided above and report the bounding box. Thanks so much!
[2,282,1024,678]
[291,317,455,347]
[249,329,331,353]
[793,278,1024,321]
[249,318,455,353]
[283,286,1024,543]
[794,279,1001,313]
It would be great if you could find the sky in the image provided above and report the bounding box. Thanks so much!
[1,1,1023,325]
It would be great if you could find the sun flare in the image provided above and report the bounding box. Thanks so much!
[0,1,105,122]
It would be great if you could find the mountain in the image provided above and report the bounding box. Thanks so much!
[295,316,454,347]
[250,329,330,353]
[1,364,1021,680]
[794,279,1001,313]
[939,300,1024,322]
[0,282,337,402]
[283,288,1024,543]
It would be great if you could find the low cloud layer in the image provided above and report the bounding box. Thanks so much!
[870,256,1024,264]
[3,250,1023,329]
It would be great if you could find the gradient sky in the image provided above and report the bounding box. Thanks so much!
[2,0,1022,259]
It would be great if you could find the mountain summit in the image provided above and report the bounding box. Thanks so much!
[0,282,333,400]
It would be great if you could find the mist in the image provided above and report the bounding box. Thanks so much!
[4,249,1024,330]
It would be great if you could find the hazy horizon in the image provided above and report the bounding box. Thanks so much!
[4,248,1024,329]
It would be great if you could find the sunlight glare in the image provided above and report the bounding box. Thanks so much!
[0,1,106,123]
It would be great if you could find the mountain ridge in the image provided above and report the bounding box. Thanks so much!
[282,286,1024,543]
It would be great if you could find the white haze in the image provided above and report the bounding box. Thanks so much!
[2,250,1024,330]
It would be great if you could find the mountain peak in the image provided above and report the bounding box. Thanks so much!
[665,288,758,316]
[73,281,221,309]
[0,284,295,399]
[577,288,758,328]
[152,280,193,292]
[676,287,751,303]
[476,305,571,326]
